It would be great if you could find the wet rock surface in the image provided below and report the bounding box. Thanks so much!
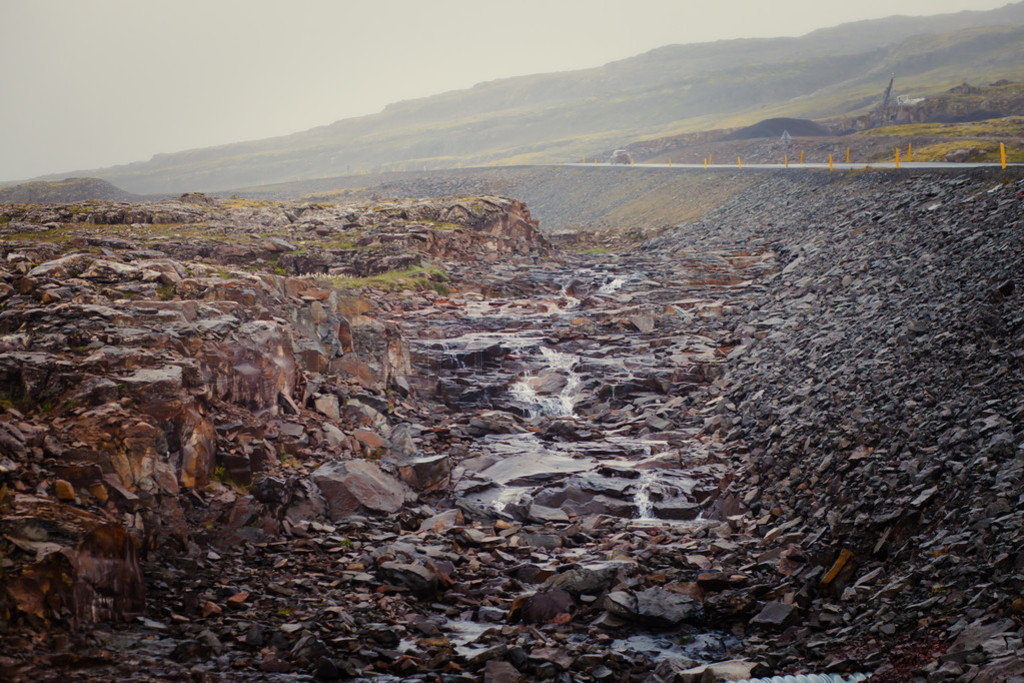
[0,169,1022,681]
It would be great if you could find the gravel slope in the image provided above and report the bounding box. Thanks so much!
[645,167,1024,680]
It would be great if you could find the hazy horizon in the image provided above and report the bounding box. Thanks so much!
[0,0,1016,181]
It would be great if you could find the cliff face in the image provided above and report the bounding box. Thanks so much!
[0,193,548,630]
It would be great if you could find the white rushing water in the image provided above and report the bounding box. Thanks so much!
[508,347,582,418]
[633,469,656,520]
[557,282,582,311]
[597,276,625,295]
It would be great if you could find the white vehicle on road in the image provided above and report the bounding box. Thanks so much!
[609,149,632,164]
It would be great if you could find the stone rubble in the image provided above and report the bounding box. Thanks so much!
[0,169,1021,682]
[646,168,1024,682]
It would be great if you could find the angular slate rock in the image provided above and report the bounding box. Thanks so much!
[312,459,416,520]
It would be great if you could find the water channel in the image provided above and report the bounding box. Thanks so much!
[396,252,773,526]
[377,247,779,675]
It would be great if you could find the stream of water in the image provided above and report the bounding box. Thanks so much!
[404,261,725,524]
[507,346,582,418]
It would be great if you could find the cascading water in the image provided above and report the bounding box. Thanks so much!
[508,347,582,418]
[557,282,582,310]
[412,269,715,527]
[439,340,467,369]
[633,469,656,520]
[598,276,625,295]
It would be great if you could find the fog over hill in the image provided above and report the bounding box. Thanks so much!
[44,2,1024,194]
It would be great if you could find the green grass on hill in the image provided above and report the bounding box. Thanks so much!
[858,116,1024,139]
[319,265,449,294]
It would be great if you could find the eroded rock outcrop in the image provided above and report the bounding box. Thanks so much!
[0,192,550,635]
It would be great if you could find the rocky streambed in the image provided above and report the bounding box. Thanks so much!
[397,250,774,526]
[1,170,1023,682]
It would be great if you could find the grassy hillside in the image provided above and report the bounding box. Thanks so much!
[42,3,1024,194]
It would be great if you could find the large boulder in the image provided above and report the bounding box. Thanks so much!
[395,454,451,492]
[311,460,416,520]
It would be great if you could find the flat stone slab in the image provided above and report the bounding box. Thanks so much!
[750,600,798,628]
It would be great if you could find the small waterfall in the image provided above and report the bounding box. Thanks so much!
[634,469,655,519]
[509,347,582,418]
[557,282,582,310]
[598,277,625,295]
[440,341,466,369]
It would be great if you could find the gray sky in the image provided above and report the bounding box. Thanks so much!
[0,0,1013,181]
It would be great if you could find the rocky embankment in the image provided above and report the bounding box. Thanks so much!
[0,193,561,680]
[0,170,1022,682]
[644,169,1024,681]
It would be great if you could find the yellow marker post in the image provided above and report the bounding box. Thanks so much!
[668,158,672,168]
[630,158,634,167]
[895,148,900,169]
[829,154,833,172]
[908,144,912,162]
[709,153,712,165]
[800,151,804,164]
[738,157,743,168]
[846,148,850,163]
[784,155,788,168]
[1001,143,1007,169]
[704,158,708,169]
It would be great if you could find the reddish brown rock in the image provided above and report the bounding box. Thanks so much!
[71,524,146,625]
[352,428,386,450]
[484,660,524,683]
[4,517,144,629]
[54,479,75,501]
[509,589,575,624]
[311,459,416,520]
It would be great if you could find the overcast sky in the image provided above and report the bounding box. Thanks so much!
[0,0,1014,181]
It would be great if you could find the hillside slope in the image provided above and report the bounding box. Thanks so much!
[42,3,1024,194]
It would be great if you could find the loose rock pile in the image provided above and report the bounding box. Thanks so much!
[647,168,1024,681]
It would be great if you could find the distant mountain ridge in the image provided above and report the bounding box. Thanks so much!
[41,2,1024,194]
